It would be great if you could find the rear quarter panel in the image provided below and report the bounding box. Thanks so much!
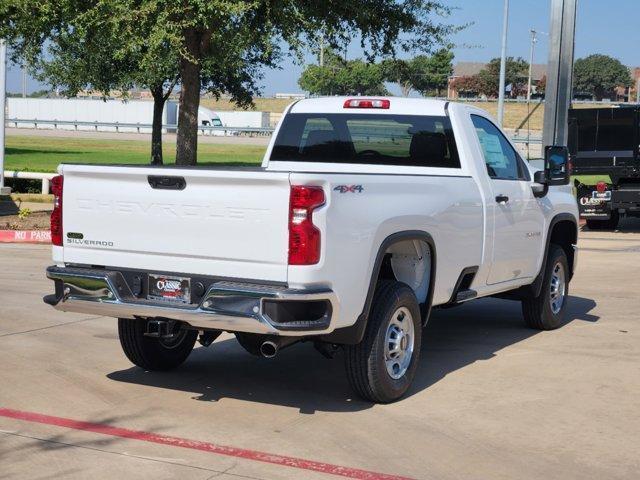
[288,172,484,330]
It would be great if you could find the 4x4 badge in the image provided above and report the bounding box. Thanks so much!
[334,185,364,193]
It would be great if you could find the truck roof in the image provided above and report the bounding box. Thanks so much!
[289,96,449,116]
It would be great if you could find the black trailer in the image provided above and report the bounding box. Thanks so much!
[569,106,640,230]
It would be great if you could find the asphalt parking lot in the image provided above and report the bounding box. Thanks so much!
[1,225,639,480]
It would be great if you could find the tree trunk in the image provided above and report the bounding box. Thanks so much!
[594,86,604,101]
[176,29,203,166]
[150,86,166,165]
[401,82,411,97]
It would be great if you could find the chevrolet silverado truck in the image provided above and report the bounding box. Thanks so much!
[44,97,579,403]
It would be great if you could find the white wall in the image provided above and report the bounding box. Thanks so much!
[6,98,271,133]
[215,111,270,128]
[7,98,175,133]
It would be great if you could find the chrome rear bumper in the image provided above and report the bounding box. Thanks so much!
[45,266,337,336]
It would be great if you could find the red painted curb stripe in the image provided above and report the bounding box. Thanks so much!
[0,408,414,480]
[0,230,51,243]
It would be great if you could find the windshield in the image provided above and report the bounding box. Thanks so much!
[270,113,460,168]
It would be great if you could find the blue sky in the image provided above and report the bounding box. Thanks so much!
[6,0,640,96]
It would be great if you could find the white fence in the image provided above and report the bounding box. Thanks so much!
[6,118,274,136]
[4,171,57,194]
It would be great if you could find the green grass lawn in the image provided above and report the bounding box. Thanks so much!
[5,134,610,186]
[6,135,265,173]
[573,174,611,186]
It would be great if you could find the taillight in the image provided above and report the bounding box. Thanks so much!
[343,98,390,109]
[288,186,325,265]
[596,181,607,193]
[50,175,63,246]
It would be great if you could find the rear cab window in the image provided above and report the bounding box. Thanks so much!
[270,113,461,169]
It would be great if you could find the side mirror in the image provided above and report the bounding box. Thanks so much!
[544,145,571,186]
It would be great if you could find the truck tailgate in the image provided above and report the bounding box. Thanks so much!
[60,165,291,282]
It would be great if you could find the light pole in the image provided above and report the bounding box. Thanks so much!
[526,30,538,103]
[542,0,577,148]
[0,40,9,195]
[22,68,27,98]
[497,0,510,127]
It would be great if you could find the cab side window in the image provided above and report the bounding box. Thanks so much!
[471,115,528,181]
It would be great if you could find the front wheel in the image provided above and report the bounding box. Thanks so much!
[118,318,198,370]
[344,281,422,403]
[521,244,570,330]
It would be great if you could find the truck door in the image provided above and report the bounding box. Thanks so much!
[471,115,543,285]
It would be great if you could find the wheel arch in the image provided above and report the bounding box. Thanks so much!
[533,213,578,296]
[321,230,436,345]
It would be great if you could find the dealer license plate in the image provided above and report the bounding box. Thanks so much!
[592,191,611,201]
[148,274,191,304]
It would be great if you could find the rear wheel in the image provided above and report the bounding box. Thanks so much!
[586,210,619,230]
[118,318,197,370]
[521,244,569,330]
[345,281,422,403]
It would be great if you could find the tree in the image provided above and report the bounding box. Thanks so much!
[3,0,460,166]
[0,1,179,165]
[573,54,632,100]
[381,58,413,96]
[131,1,460,165]
[536,75,547,96]
[381,49,453,97]
[450,75,481,97]
[415,49,454,96]
[299,50,388,96]
[475,57,528,98]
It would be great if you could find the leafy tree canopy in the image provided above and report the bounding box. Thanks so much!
[299,50,388,96]
[382,49,453,96]
[475,57,529,98]
[573,54,632,100]
[1,0,461,165]
[0,0,180,164]
[449,74,482,96]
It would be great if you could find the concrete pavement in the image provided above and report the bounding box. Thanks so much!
[0,225,639,479]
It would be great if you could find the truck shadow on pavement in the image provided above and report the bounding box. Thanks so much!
[107,296,598,413]
[582,216,640,234]
[407,296,598,399]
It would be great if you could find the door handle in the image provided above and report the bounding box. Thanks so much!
[148,175,186,190]
[495,194,509,204]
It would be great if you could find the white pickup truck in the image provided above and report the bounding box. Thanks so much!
[44,97,578,403]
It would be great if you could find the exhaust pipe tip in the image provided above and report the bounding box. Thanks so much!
[260,341,278,358]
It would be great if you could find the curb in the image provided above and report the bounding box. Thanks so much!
[0,230,51,244]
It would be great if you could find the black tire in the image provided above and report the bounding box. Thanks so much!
[586,211,619,230]
[345,280,422,403]
[522,244,570,330]
[118,318,198,370]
